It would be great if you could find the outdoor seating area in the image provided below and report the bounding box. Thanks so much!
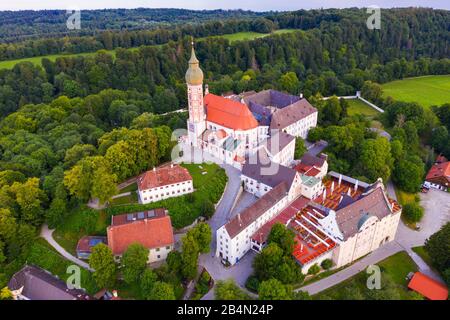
[250,196,309,250]
[314,177,365,210]
[290,205,336,265]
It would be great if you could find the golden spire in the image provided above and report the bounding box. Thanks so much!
[185,37,203,85]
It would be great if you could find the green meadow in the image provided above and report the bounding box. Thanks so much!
[346,98,380,117]
[382,75,450,108]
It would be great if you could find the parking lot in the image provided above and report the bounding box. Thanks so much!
[396,189,450,248]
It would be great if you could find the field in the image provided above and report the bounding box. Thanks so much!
[382,75,450,108]
[313,251,422,300]
[0,50,118,70]
[346,98,380,117]
[0,29,298,70]
[208,29,298,43]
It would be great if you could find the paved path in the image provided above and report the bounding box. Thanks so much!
[178,144,259,299]
[111,192,131,199]
[40,224,93,272]
[299,242,403,295]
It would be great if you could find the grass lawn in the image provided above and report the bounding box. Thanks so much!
[313,251,421,300]
[381,75,450,108]
[109,192,138,206]
[394,188,418,206]
[119,182,138,193]
[346,98,381,117]
[0,50,117,69]
[105,162,227,229]
[207,29,298,43]
[27,238,99,294]
[53,206,108,255]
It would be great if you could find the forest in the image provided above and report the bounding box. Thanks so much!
[0,8,264,42]
[0,7,449,293]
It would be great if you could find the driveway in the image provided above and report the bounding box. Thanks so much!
[40,224,93,271]
[396,189,450,248]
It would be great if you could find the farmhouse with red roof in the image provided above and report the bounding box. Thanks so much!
[107,208,175,263]
[424,157,450,192]
[137,163,193,204]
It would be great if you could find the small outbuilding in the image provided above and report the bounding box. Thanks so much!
[76,236,107,259]
[408,272,448,300]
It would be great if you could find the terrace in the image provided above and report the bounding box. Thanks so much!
[313,176,366,210]
[250,196,309,252]
[290,205,336,266]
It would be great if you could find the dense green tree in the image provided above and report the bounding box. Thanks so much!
[140,268,158,298]
[166,251,183,275]
[89,243,117,289]
[64,156,118,203]
[357,137,393,182]
[294,138,307,159]
[181,233,199,280]
[189,223,212,254]
[322,96,342,124]
[258,278,293,300]
[403,203,424,223]
[147,281,176,300]
[215,279,249,300]
[393,156,425,193]
[267,223,295,256]
[121,243,149,284]
[280,72,300,94]
[9,178,47,225]
[425,222,450,283]
[431,126,450,157]
[45,198,67,228]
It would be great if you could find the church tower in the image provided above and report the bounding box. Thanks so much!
[185,40,206,147]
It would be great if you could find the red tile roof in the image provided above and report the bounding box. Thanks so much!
[408,272,448,300]
[425,161,450,185]
[251,196,309,244]
[107,212,174,255]
[138,164,192,190]
[205,94,258,131]
[295,163,321,177]
[225,182,289,239]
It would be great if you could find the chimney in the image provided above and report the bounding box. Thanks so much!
[238,213,242,227]
[153,167,156,172]
[205,84,209,95]
[170,163,174,169]
[112,290,118,298]
[299,93,303,99]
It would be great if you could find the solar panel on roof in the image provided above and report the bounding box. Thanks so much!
[137,212,145,220]
[147,210,155,218]
[126,214,134,221]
